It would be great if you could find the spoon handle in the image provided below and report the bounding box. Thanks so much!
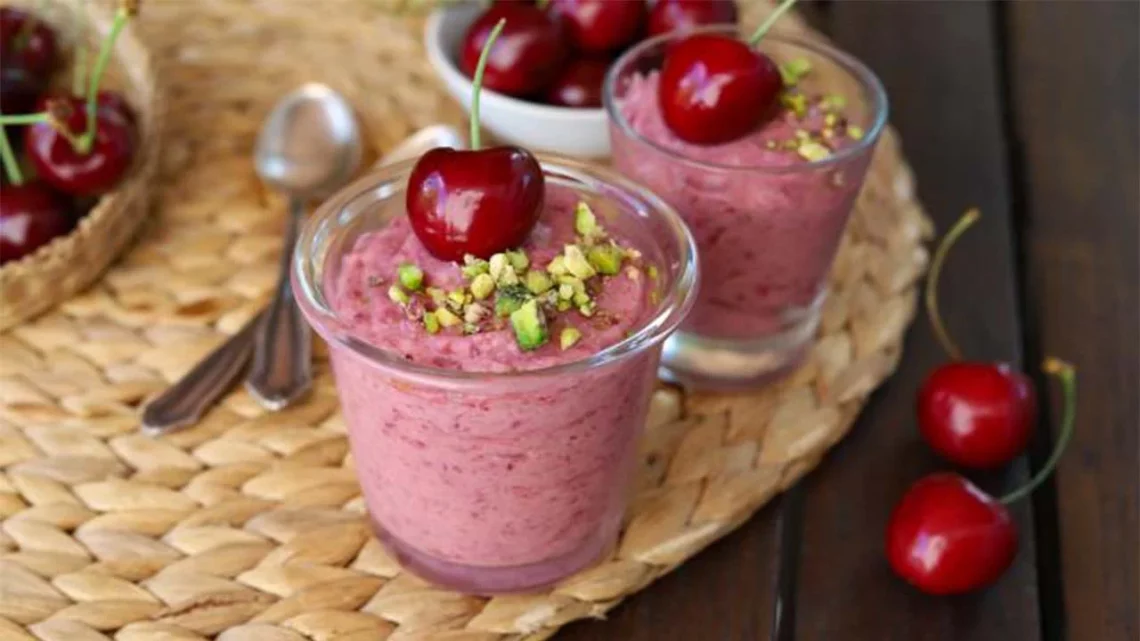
[141,311,263,435]
[245,197,313,410]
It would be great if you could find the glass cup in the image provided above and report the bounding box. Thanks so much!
[292,156,698,594]
[604,27,888,389]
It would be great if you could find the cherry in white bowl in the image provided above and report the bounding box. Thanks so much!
[423,5,610,159]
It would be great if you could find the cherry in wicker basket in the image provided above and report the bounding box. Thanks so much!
[0,0,162,330]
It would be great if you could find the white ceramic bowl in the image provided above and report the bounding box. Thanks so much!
[423,6,610,159]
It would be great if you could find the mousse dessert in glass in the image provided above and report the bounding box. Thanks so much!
[292,21,698,594]
[604,18,887,388]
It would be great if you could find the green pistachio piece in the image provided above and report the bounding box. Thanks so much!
[397,263,424,291]
[558,275,586,294]
[798,141,831,162]
[822,94,847,111]
[447,289,467,309]
[560,327,582,350]
[572,291,591,307]
[781,92,808,118]
[563,245,596,280]
[524,270,553,295]
[779,57,812,86]
[461,260,490,280]
[435,307,461,328]
[510,299,548,351]
[556,298,572,312]
[558,283,574,301]
[425,287,446,306]
[824,113,839,127]
[387,285,409,305]
[489,253,511,281]
[423,311,441,334]
[587,244,623,275]
[464,302,488,324]
[574,201,599,237]
[505,249,529,272]
[470,273,495,300]
[494,283,529,318]
[847,125,865,140]
[578,301,596,317]
[547,255,568,276]
[646,264,659,280]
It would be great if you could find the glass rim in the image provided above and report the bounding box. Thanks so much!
[292,154,700,387]
[602,28,890,175]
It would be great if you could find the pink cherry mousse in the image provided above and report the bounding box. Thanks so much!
[291,21,698,594]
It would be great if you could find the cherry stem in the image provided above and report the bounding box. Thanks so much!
[749,0,797,45]
[0,113,50,125]
[1000,358,1077,505]
[469,17,505,152]
[78,5,132,154]
[925,208,979,360]
[0,126,24,185]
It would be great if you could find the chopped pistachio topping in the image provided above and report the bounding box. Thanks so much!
[423,311,441,334]
[388,285,409,305]
[397,263,424,291]
[587,244,624,275]
[560,327,582,350]
[558,283,574,300]
[498,267,519,286]
[461,254,490,279]
[447,289,467,309]
[505,249,529,272]
[798,141,831,162]
[578,301,596,317]
[572,291,591,307]
[426,287,446,306]
[556,298,572,312]
[547,255,568,276]
[494,283,529,317]
[779,57,812,86]
[563,245,596,279]
[470,273,495,300]
[824,113,839,128]
[781,92,808,118]
[646,264,659,280]
[524,270,553,295]
[822,94,847,111]
[435,307,461,328]
[847,125,865,140]
[464,302,488,324]
[509,299,548,351]
[488,253,511,281]
[574,202,599,237]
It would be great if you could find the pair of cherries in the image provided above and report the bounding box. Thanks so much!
[0,4,138,265]
[461,0,738,109]
[886,210,1078,595]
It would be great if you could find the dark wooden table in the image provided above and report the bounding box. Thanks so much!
[562,2,1139,640]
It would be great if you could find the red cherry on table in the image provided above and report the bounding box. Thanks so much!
[648,0,739,37]
[0,181,73,264]
[0,7,59,78]
[24,95,136,197]
[547,0,646,54]
[406,146,543,261]
[658,33,782,145]
[544,57,609,108]
[918,362,1037,468]
[885,473,1018,595]
[459,4,567,98]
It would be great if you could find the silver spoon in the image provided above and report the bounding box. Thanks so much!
[140,124,466,435]
[246,84,363,410]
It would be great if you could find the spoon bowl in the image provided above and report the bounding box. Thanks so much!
[255,83,363,199]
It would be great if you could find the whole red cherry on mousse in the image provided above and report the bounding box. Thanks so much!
[25,95,136,196]
[410,19,543,261]
[648,0,739,37]
[547,0,646,54]
[885,473,1017,596]
[887,358,1076,595]
[460,4,566,98]
[919,209,1038,468]
[658,0,795,145]
[0,181,73,264]
[544,57,609,108]
[0,7,59,79]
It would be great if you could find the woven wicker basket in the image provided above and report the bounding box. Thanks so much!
[0,0,161,330]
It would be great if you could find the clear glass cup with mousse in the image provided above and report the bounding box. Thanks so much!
[604,26,888,389]
[292,155,698,594]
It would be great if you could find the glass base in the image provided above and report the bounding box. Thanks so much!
[373,519,613,595]
[659,311,818,391]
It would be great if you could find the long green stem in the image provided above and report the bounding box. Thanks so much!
[73,44,88,97]
[469,18,505,151]
[749,0,797,45]
[1000,359,1077,505]
[0,113,50,125]
[0,126,24,185]
[79,6,131,153]
[925,208,980,360]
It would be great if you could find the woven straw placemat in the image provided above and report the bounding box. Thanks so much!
[0,2,931,640]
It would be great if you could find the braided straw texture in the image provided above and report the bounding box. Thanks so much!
[0,0,163,330]
[0,2,932,639]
